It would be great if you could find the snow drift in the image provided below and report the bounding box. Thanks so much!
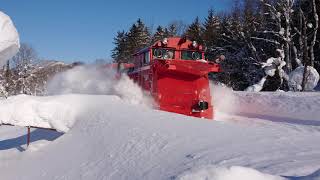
[0,11,20,66]
[1,93,320,180]
[177,166,286,180]
[0,94,115,132]
[288,66,320,91]
[232,91,320,122]
[212,83,320,122]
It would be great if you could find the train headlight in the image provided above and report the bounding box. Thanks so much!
[192,41,197,48]
[153,49,163,58]
[198,101,209,110]
[192,52,201,60]
[162,38,168,45]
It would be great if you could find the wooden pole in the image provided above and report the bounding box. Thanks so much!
[27,126,30,147]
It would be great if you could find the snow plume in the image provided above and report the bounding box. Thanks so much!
[46,65,153,106]
[176,166,286,180]
[210,83,238,120]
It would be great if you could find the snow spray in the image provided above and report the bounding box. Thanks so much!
[46,65,153,107]
[210,83,238,120]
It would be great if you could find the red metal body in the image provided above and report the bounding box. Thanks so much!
[123,37,221,119]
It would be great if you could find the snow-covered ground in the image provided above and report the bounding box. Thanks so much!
[1,89,320,180]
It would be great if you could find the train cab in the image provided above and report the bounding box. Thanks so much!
[125,37,221,119]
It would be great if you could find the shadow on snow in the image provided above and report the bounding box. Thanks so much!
[0,128,63,152]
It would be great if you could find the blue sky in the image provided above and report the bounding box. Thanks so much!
[0,0,233,63]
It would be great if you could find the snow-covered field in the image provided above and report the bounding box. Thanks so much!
[1,88,320,180]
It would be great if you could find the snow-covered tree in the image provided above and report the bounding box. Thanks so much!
[11,43,37,95]
[111,31,130,63]
[127,19,151,53]
[166,20,187,37]
[152,26,166,43]
[112,19,151,63]
[203,8,220,58]
[185,17,203,44]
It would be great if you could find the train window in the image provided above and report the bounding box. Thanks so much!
[144,51,150,64]
[181,51,203,60]
[153,49,175,60]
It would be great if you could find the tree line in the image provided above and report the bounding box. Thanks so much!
[0,43,76,97]
[112,0,320,91]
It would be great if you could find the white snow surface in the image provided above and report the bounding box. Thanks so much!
[245,76,267,92]
[1,86,320,179]
[0,11,20,66]
[177,166,286,180]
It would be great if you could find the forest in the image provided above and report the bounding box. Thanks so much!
[111,0,320,91]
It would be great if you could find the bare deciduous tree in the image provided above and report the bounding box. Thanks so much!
[11,43,37,94]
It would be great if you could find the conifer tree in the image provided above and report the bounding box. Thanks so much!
[165,23,177,37]
[203,8,220,54]
[126,19,151,61]
[111,30,129,63]
[112,19,151,63]
[152,26,166,43]
[185,17,203,44]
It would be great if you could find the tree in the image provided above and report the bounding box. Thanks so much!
[295,0,319,91]
[127,19,151,51]
[111,30,130,63]
[11,43,37,95]
[0,62,8,98]
[203,8,220,53]
[166,20,187,36]
[152,25,166,43]
[0,61,13,97]
[126,19,151,63]
[112,19,151,63]
[185,17,203,44]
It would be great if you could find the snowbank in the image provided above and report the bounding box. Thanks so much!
[0,94,122,132]
[0,65,154,132]
[0,11,20,66]
[1,93,320,179]
[288,66,319,91]
[212,84,320,122]
[177,166,286,180]
[232,91,320,122]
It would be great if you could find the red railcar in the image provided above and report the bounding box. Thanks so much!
[122,37,221,119]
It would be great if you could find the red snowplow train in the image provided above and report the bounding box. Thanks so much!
[119,37,221,119]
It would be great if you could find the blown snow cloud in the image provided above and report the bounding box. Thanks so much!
[46,65,153,106]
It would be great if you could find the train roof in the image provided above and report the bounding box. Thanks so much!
[134,37,203,56]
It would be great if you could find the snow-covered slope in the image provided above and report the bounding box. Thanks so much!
[1,91,320,180]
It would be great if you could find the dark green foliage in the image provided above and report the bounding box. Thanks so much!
[112,19,151,63]
[152,26,166,43]
[111,31,129,63]
[203,8,220,57]
[184,17,203,44]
